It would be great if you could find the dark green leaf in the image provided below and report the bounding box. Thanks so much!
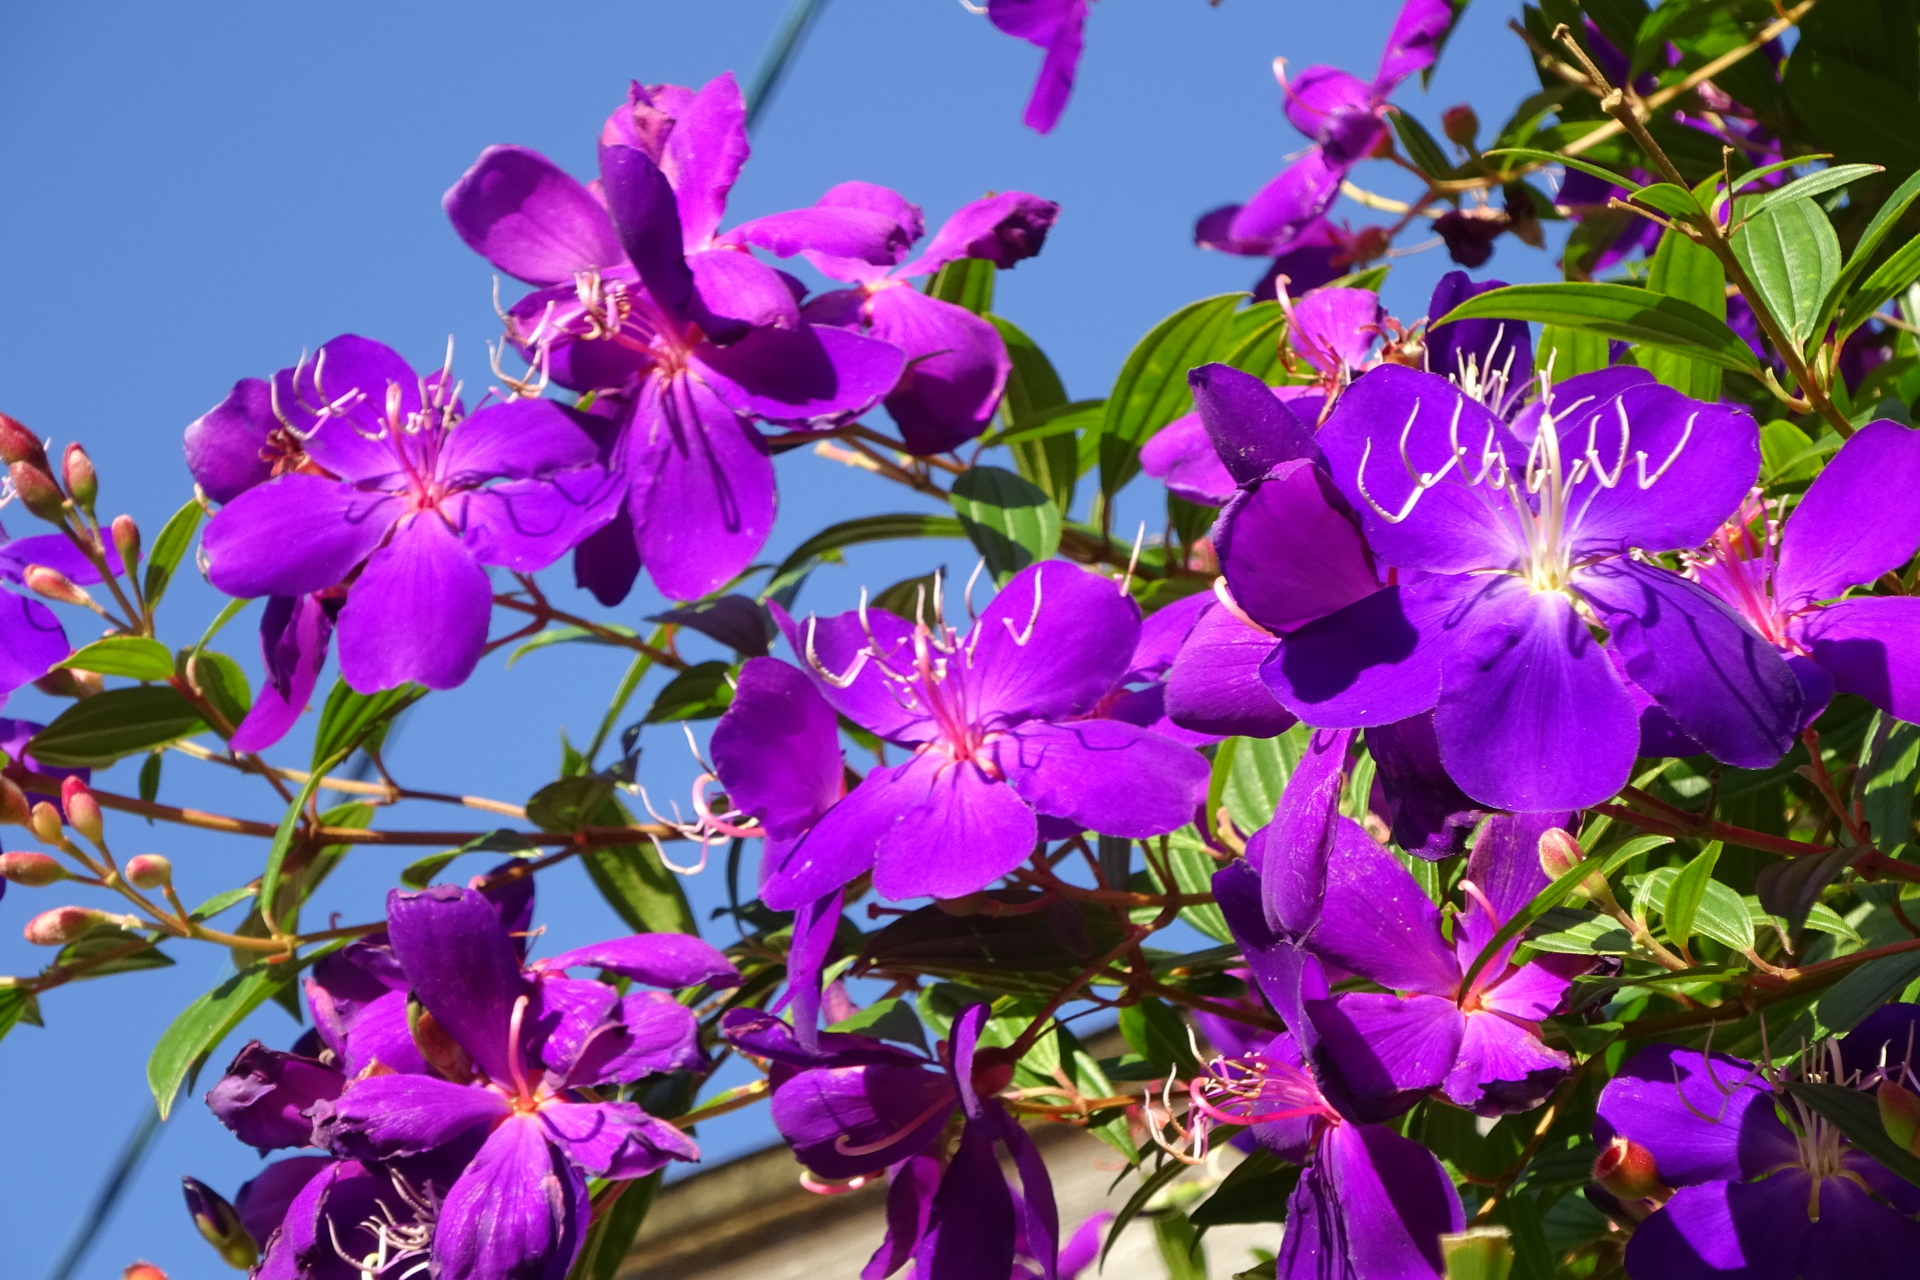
[991,398,1106,446]
[1102,1159,1189,1267]
[530,775,696,936]
[1815,951,1920,1037]
[400,851,461,890]
[1664,840,1722,952]
[644,661,735,723]
[569,1171,663,1280]
[311,680,426,771]
[138,750,162,805]
[58,637,173,681]
[528,776,617,833]
[1435,283,1759,372]
[924,257,995,315]
[987,315,1078,513]
[862,894,1128,995]
[1152,1207,1206,1280]
[1845,169,1920,275]
[1390,108,1454,180]
[869,573,941,620]
[1441,1228,1515,1280]
[1483,147,1630,188]
[0,987,40,1044]
[1786,1081,1920,1190]
[762,513,966,606]
[1731,197,1842,350]
[191,650,252,731]
[150,960,300,1117]
[142,498,204,612]
[28,686,209,767]
[1217,727,1312,835]
[258,768,336,924]
[1861,716,1920,860]
[826,995,929,1052]
[1784,51,1920,179]
[1119,997,1201,1077]
[56,924,171,977]
[188,885,256,922]
[1537,324,1612,379]
[1098,294,1246,498]
[949,465,1063,583]
[1842,232,1920,338]
[1191,1148,1300,1226]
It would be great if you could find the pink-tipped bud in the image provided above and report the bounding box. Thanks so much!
[111,514,141,577]
[1538,828,1585,878]
[34,667,101,700]
[0,414,50,471]
[61,443,97,511]
[24,564,92,609]
[23,905,106,945]
[30,800,63,845]
[0,775,30,827]
[1881,1079,1920,1155]
[125,1265,170,1280]
[182,1176,257,1270]
[1441,104,1480,146]
[0,852,67,886]
[1593,1136,1665,1200]
[62,776,102,844]
[125,854,171,890]
[10,461,66,521]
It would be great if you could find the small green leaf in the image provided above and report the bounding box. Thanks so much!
[986,315,1078,513]
[27,687,209,767]
[1730,196,1842,350]
[1526,909,1635,955]
[1389,108,1455,180]
[1785,1080,1920,1190]
[142,498,204,612]
[644,661,735,723]
[149,960,301,1117]
[1842,232,1920,339]
[570,1171,663,1280]
[507,624,639,667]
[1483,147,1630,188]
[1636,227,1726,400]
[1217,726,1313,835]
[188,885,256,922]
[1190,1148,1300,1226]
[311,680,426,770]
[826,996,929,1053]
[1101,1159,1189,1267]
[1815,951,1920,1037]
[0,987,42,1045]
[1689,879,1757,953]
[1743,164,1884,221]
[1098,293,1246,498]
[762,513,966,607]
[400,850,462,889]
[1461,837,1669,996]
[949,465,1063,583]
[1760,420,1827,484]
[1664,840,1723,952]
[1435,283,1759,373]
[1629,181,1703,218]
[924,257,995,315]
[1860,716,1920,861]
[58,637,174,681]
[138,750,163,805]
[259,767,337,923]
[191,650,252,731]
[56,924,171,977]
[1119,997,1201,1078]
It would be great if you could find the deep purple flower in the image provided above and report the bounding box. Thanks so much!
[445,74,907,604]
[199,335,620,693]
[1261,363,1800,810]
[1423,270,1533,420]
[764,561,1209,907]
[206,1041,346,1154]
[790,186,1058,454]
[0,522,91,709]
[313,886,736,1279]
[762,1002,1059,1279]
[988,0,1089,134]
[1690,419,1920,725]
[251,1155,462,1280]
[1597,1018,1920,1280]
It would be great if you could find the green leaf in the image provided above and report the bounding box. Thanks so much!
[1730,197,1843,351]
[763,513,966,606]
[1760,420,1828,484]
[1152,1207,1207,1280]
[506,623,639,666]
[311,680,426,770]
[1537,324,1611,379]
[1436,283,1759,372]
[1785,1080,1920,1190]
[1190,1148,1300,1226]
[27,686,209,767]
[643,661,735,723]
[1629,181,1703,218]
[1690,878,1757,953]
[188,885,256,922]
[1098,294,1246,498]
[150,961,297,1117]
[826,995,929,1053]
[568,1171,663,1280]
[1483,147,1630,188]
[1861,716,1920,861]
[1389,108,1454,180]
[1664,840,1722,952]
[58,637,173,681]
[1440,1228,1515,1280]
[1461,837,1669,995]
[138,750,163,804]
[991,398,1106,446]
[1119,997,1201,1077]
[924,257,995,315]
[1527,909,1636,955]
[949,465,1063,583]
[258,767,336,925]
[400,850,461,889]
[142,498,204,612]
[1636,227,1727,400]
[56,924,171,977]
[1217,299,1289,383]
[1744,164,1885,221]
[1101,1159,1190,1268]
[989,315,1079,513]
[1783,50,1920,180]
[1152,831,1231,943]
[1842,232,1920,339]
[0,987,41,1045]
[1815,950,1920,1037]
[1218,726,1312,835]
[1846,169,1920,273]
[191,650,252,731]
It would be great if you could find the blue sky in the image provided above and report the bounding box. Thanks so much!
[0,2,1562,1274]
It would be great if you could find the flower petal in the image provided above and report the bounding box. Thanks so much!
[185,378,278,503]
[442,145,621,286]
[597,143,694,316]
[0,594,69,699]
[1215,459,1379,635]
[1227,150,1344,249]
[231,595,333,753]
[871,753,1039,902]
[1324,1119,1464,1278]
[770,1061,955,1178]
[438,398,602,483]
[1798,594,1920,721]
[869,287,1008,456]
[1368,711,1485,861]
[1309,822,1458,993]
[1309,992,1462,1117]
[967,561,1142,723]
[1247,729,1354,938]
[1776,419,1920,608]
[919,1121,1019,1279]
[538,934,739,991]
[1140,410,1237,507]
[459,470,622,573]
[1263,574,1473,727]
[385,884,530,1084]
[770,601,931,744]
[656,74,750,252]
[1190,362,1324,481]
[1625,1177,1809,1280]
[539,1099,698,1179]
[993,719,1208,838]
[435,1113,588,1280]
[710,658,846,843]
[201,475,399,599]
[1163,601,1298,739]
[315,1072,509,1160]
[902,191,1060,273]
[1596,1045,1796,1185]
[335,513,492,692]
[1441,1010,1568,1114]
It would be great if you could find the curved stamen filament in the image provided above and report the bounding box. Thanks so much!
[832,1095,955,1157]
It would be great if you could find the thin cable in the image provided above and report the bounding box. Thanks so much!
[45,1101,165,1280]
[744,0,832,131]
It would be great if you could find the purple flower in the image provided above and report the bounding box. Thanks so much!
[445,74,907,604]
[205,1041,346,1154]
[759,1002,1060,1279]
[1689,418,1920,725]
[765,561,1209,907]
[250,1155,459,1280]
[790,186,1059,454]
[313,886,737,1279]
[1260,363,1800,810]
[1597,1018,1920,1280]
[0,523,90,709]
[0,717,88,812]
[1423,270,1534,420]
[199,335,620,693]
[1304,823,1581,1116]
[987,0,1089,134]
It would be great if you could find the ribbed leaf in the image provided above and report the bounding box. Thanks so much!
[1098,293,1246,497]
[1731,197,1842,350]
[28,687,208,767]
[1436,283,1759,372]
[949,465,1062,583]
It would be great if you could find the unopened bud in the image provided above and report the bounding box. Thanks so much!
[182,1177,258,1271]
[1880,1079,1920,1155]
[1538,828,1585,878]
[61,444,96,511]
[408,996,474,1082]
[0,852,67,886]
[24,564,92,609]
[62,776,102,844]
[23,905,107,945]
[34,667,101,699]
[1593,1136,1665,1200]
[111,514,141,577]
[10,462,66,521]
[30,800,62,845]
[124,1264,170,1280]
[1441,104,1480,146]
[0,414,50,471]
[0,776,30,827]
[125,854,171,890]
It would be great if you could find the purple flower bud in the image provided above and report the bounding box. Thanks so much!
[0,851,66,886]
[181,1176,258,1270]
[0,413,49,471]
[1440,104,1479,146]
[10,463,66,522]
[203,1041,344,1152]
[61,444,96,512]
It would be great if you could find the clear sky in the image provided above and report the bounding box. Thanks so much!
[0,2,1562,1274]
